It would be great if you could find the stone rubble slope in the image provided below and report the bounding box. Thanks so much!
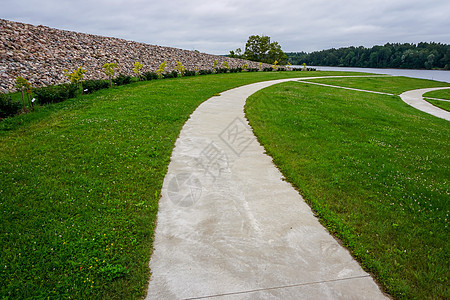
[0,19,270,93]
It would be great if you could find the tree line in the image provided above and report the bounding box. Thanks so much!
[286,43,449,70]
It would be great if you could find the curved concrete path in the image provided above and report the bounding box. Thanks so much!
[400,87,450,121]
[146,77,388,299]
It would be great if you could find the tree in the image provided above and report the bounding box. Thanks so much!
[229,48,242,58]
[175,61,186,76]
[156,61,167,78]
[132,61,143,79]
[15,76,32,110]
[64,67,87,92]
[242,35,287,64]
[102,63,118,87]
[285,42,449,69]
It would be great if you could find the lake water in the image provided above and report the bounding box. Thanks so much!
[293,66,450,83]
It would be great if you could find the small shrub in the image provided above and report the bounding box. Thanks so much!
[142,72,159,81]
[198,69,213,75]
[113,74,132,86]
[132,61,143,79]
[184,70,196,77]
[278,68,286,72]
[34,84,77,105]
[247,68,259,72]
[229,68,242,73]
[0,93,21,118]
[156,61,167,78]
[263,67,273,72]
[83,80,110,93]
[63,67,86,91]
[162,71,179,79]
[215,68,228,74]
[15,76,32,109]
[175,61,186,76]
[102,63,118,87]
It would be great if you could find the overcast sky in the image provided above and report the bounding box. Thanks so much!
[1,0,449,55]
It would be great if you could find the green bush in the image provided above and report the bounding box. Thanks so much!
[0,93,21,118]
[83,80,110,93]
[162,71,178,79]
[215,68,228,74]
[229,68,242,73]
[199,69,213,75]
[113,74,132,86]
[142,72,159,81]
[263,67,273,72]
[247,68,259,72]
[184,70,196,77]
[34,84,78,104]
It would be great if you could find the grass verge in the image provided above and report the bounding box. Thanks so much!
[302,76,450,94]
[1,71,359,298]
[425,99,450,112]
[423,89,450,112]
[424,89,450,100]
[245,79,449,299]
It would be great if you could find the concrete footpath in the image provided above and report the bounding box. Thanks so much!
[400,87,450,121]
[146,77,389,299]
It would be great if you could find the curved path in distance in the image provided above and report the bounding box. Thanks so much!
[400,87,450,121]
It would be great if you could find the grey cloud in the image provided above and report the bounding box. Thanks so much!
[1,0,449,54]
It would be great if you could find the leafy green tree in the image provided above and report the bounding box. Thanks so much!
[285,42,449,69]
[132,61,143,79]
[156,61,167,78]
[243,35,287,64]
[229,48,242,58]
[175,61,186,76]
[102,63,118,87]
[64,67,87,92]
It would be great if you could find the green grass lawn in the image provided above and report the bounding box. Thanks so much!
[1,71,361,299]
[302,76,450,95]
[423,89,450,112]
[425,99,450,112]
[424,89,450,100]
[245,79,449,299]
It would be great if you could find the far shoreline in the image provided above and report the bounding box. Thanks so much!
[294,65,450,83]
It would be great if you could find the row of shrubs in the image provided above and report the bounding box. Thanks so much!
[1,66,317,119]
[0,94,22,118]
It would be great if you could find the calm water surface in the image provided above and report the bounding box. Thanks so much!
[295,66,450,83]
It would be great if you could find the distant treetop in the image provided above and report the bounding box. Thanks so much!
[229,35,287,65]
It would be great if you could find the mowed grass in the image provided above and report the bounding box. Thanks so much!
[0,71,358,299]
[303,76,450,94]
[424,89,450,100]
[425,99,450,112]
[245,80,449,299]
[424,89,450,112]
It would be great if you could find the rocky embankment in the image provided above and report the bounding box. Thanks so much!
[0,19,269,93]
